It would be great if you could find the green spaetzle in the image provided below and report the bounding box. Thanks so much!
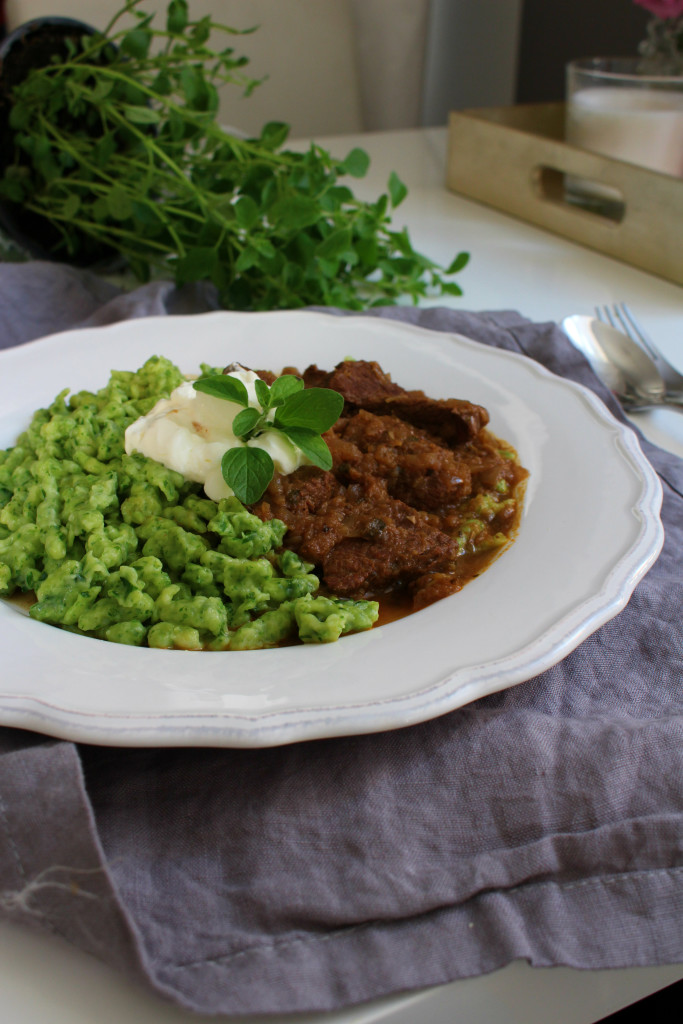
[0,357,378,649]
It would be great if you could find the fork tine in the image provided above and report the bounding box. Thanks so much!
[595,305,617,329]
[598,302,656,361]
[615,303,658,362]
[603,301,683,392]
[612,304,637,343]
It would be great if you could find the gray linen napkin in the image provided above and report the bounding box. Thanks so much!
[1,263,682,1016]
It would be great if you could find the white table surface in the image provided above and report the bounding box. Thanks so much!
[2,125,682,1023]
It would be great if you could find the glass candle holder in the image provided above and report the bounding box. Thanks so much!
[565,57,683,212]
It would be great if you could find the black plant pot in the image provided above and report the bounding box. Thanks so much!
[0,16,113,264]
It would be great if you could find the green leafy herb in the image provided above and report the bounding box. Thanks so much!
[231,406,261,437]
[193,374,249,406]
[272,388,344,433]
[281,428,334,471]
[193,372,344,503]
[0,0,469,309]
[220,447,274,506]
[266,375,304,406]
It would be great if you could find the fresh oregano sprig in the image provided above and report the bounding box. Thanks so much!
[0,0,470,309]
[193,373,343,504]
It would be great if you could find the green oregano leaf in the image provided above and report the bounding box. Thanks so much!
[221,446,274,504]
[180,66,207,109]
[191,17,212,46]
[274,387,344,433]
[90,79,114,103]
[0,177,24,202]
[176,247,220,283]
[321,185,354,210]
[167,0,189,35]
[250,237,277,259]
[232,406,261,437]
[234,194,260,229]
[92,196,110,223]
[439,281,464,297]
[234,247,260,273]
[388,171,408,208]
[340,147,370,178]
[122,104,161,125]
[316,228,353,261]
[92,133,117,166]
[446,251,470,274]
[278,427,333,470]
[259,121,290,150]
[152,70,172,96]
[105,185,133,221]
[254,378,271,409]
[269,195,321,231]
[317,256,339,279]
[193,374,249,406]
[8,103,30,131]
[121,28,152,60]
[62,194,81,220]
[268,374,304,406]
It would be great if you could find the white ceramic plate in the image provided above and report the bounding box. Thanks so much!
[0,311,663,747]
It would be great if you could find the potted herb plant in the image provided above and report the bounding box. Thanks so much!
[0,0,468,309]
[0,15,102,260]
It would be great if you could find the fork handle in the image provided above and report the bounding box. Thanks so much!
[626,392,683,414]
[654,392,683,413]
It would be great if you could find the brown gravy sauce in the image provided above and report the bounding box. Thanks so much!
[318,471,527,634]
[5,590,36,612]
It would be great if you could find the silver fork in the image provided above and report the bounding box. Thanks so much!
[596,303,683,397]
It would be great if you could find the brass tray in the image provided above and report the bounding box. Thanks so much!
[447,102,683,286]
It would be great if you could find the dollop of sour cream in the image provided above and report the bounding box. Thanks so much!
[124,366,307,501]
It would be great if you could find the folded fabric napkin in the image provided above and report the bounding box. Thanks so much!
[0,263,681,1017]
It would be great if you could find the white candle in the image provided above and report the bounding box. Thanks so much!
[567,86,683,178]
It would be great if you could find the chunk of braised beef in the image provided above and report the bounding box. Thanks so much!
[328,410,472,510]
[252,468,342,558]
[380,392,489,445]
[304,359,488,444]
[301,364,334,390]
[319,359,403,406]
[254,465,460,604]
[322,513,459,598]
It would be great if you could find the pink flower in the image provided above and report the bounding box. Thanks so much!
[633,0,683,18]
